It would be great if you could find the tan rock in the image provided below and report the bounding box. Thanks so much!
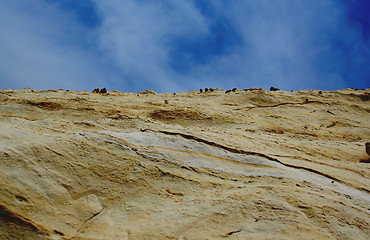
[0,88,369,239]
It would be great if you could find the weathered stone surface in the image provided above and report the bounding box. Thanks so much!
[0,88,369,239]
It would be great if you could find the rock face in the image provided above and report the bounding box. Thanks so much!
[0,88,369,239]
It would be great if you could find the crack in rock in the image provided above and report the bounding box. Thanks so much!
[69,207,105,240]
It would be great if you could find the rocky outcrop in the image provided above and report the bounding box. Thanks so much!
[0,88,369,239]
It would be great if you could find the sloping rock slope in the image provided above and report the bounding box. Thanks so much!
[0,88,369,239]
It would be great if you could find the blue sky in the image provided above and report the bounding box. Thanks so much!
[0,0,369,92]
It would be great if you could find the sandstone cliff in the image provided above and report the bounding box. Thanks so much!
[0,88,369,239]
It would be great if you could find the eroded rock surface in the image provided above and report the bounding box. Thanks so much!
[0,88,369,239]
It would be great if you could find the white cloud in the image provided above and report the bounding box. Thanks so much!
[0,1,105,91]
[176,0,350,91]
[0,0,368,92]
[93,0,210,92]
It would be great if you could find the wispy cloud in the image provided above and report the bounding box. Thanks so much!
[0,0,369,92]
[93,0,210,92]
[0,1,105,91]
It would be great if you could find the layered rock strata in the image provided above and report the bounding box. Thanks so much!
[0,88,369,239]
